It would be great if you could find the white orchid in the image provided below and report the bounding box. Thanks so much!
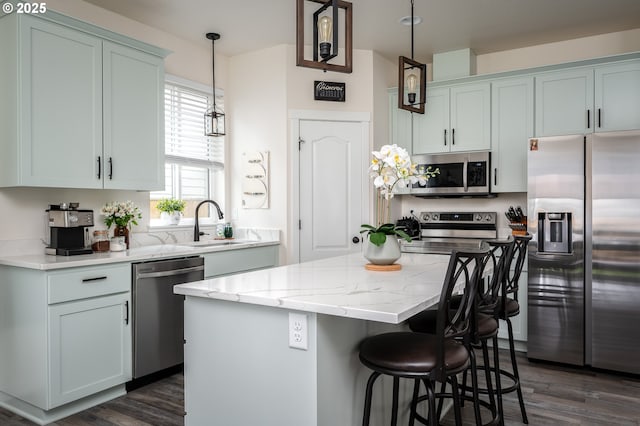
[369,144,438,199]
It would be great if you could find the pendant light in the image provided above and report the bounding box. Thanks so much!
[204,32,225,136]
[398,0,426,114]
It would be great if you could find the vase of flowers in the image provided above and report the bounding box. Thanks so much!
[101,201,142,249]
[156,198,186,225]
[362,144,438,266]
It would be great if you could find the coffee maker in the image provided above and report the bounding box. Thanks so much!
[45,203,94,256]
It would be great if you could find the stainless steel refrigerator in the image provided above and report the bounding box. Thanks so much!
[527,130,640,374]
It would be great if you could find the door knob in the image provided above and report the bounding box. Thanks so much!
[352,236,360,244]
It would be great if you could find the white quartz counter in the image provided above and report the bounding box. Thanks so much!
[174,252,454,324]
[0,240,279,270]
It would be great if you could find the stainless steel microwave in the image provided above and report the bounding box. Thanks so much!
[410,151,492,197]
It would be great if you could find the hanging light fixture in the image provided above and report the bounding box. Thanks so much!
[398,0,426,114]
[296,0,353,73]
[204,32,225,136]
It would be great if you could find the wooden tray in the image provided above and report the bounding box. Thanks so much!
[365,263,402,271]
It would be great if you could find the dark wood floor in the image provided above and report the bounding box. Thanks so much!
[2,350,639,425]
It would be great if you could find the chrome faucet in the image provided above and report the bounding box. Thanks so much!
[194,200,224,241]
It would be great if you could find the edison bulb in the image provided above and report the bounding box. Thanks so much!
[318,15,332,59]
[406,73,418,104]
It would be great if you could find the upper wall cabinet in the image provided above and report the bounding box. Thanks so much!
[413,82,491,154]
[388,88,413,153]
[491,76,534,193]
[0,13,167,190]
[594,60,640,132]
[535,59,640,136]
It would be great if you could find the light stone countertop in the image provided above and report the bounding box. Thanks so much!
[174,252,456,324]
[0,240,279,270]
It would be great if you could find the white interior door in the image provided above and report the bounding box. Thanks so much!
[299,119,367,262]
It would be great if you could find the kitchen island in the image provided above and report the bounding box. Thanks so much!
[174,252,457,426]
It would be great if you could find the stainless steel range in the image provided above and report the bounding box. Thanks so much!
[400,211,497,254]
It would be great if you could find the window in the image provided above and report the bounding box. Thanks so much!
[150,77,225,225]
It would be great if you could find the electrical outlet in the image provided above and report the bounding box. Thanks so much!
[288,312,308,350]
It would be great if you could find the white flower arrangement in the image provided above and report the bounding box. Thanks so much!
[101,200,142,228]
[369,144,438,199]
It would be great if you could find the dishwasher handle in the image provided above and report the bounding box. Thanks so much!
[135,264,204,280]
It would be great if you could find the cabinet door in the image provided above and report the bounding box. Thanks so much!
[413,87,450,154]
[491,77,533,193]
[449,82,491,152]
[103,42,164,190]
[19,16,103,188]
[535,68,594,136]
[594,60,640,132]
[388,89,413,153]
[48,293,131,408]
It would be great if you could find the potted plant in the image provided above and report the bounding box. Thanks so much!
[362,144,438,266]
[156,198,186,225]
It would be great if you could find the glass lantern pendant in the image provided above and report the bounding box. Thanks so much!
[205,32,225,137]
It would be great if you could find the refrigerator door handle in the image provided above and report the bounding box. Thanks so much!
[587,109,591,129]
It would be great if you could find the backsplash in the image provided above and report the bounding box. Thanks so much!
[398,192,528,238]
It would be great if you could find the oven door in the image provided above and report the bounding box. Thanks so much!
[411,151,491,197]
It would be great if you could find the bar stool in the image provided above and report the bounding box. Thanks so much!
[408,238,515,426]
[359,245,490,426]
[495,233,532,424]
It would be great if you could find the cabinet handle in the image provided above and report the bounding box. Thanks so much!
[587,110,591,129]
[598,108,602,128]
[108,157,113,180]
[82,276,107,283]
[494,168,497,186]
[444,129,447,146]
[97,156,101,179]
[124,301,129,325]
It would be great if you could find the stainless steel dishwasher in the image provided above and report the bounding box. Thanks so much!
[131,256,204,379]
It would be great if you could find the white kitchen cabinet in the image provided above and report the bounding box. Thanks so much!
[388,88,413,153]
[535,68,593,137]
[49,292,131,407]
[594,60,640,132]
[413,82,491,154]
[412,87,450,154]
[491,76,534,193]
[103,41,164,190]
[203,245,279,279]
[535,61,640,137]
[0,263,131,424]
[0,12,166,190]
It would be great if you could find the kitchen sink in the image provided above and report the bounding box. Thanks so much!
[181,240,247,247]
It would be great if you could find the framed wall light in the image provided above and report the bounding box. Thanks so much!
[296,0,353,73]
[398,0,426,114]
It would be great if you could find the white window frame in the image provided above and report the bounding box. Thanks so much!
[149,74,225,228]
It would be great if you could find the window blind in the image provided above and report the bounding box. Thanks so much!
[164,83,224,167]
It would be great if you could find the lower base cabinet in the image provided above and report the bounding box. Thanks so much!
[203,245,279,278]
[48,292,131,407]
[0,263,131,424]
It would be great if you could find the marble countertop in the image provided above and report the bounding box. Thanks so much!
[0,240,279,270]
[174,252,456,324]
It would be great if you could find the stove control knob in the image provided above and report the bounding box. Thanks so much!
[484,214,493,222]
[422,214,430,221]
[475,214,483,222]
[432,214,439,221]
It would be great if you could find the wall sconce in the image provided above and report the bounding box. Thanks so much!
[296,0,353,73]
[398,0,426,114]
[204,32,225,136]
